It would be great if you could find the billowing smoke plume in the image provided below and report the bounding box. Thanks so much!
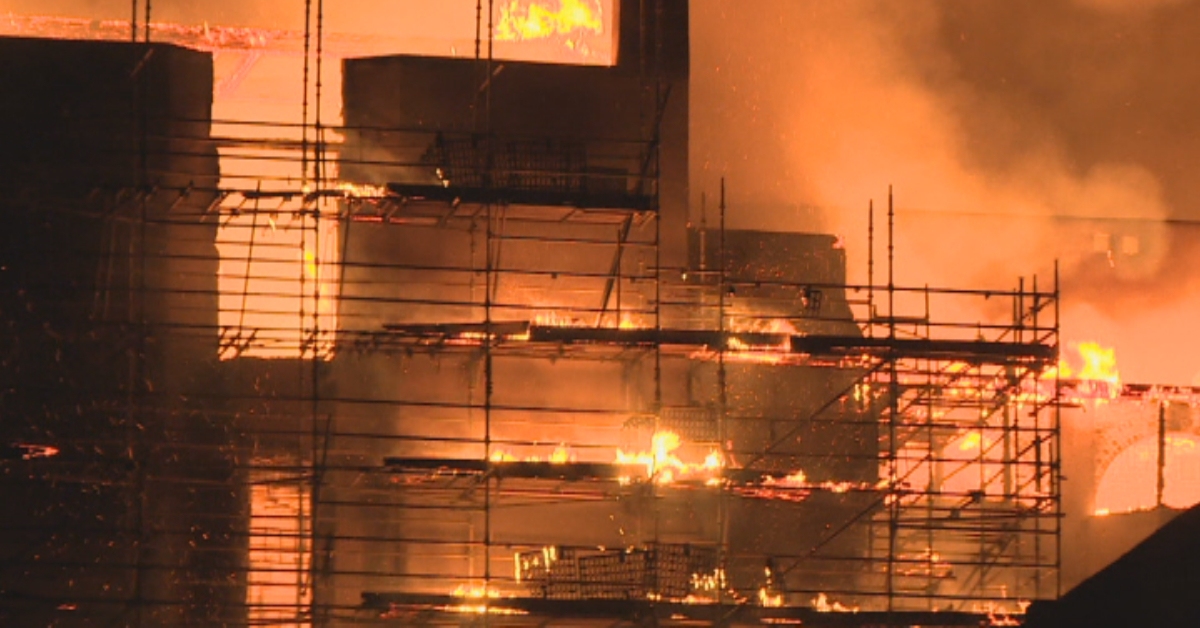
[691,0,1200,384]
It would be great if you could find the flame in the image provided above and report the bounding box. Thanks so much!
[769,470,808,486]
[496,0,604,44]
[490,450,517,463]
[442,584,529,615]
[452,584,500,599]
[336,181,388,198]
[1076,341,1120,386]
[438,605,527,616]
[735,470,878,503]
[758,588,784,607]
[812,593,857,613]
[690,567,727,594]
[490,445,574,463]
[729,319,796,351]
[614,430,725,485]
[957,431,984,452]
[730,317,799,336]
[533,311,585,327]
[303,249,318,280]
[1044,341,1122,401]
[939,430,1008,498]
[549,446,573,463]
[515,546,559,583]
[531,310,644,330]
[973,600,1028,626]
[896,547,953,578]
[13,443,59,459]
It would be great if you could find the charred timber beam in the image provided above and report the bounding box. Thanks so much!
[381,321,531,337]
[382,457,871,488]
[529,327,786,347]
[529,327,1054,361]
[383,458,622,481]
[789,336,1055,361]
[387,183,656,211]
[372,323,1054,363]
[361,592,991,626]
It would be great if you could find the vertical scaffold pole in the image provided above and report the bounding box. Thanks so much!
[886,185,898,615]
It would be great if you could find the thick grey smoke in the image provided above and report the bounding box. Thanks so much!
[691,0,1200,384]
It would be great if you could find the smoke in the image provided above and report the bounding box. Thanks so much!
[691,0,1200,384]
[1072,0,1190,11]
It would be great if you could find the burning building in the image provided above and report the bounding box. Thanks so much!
[17,1,1181,626]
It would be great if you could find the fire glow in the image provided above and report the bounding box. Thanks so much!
[812,592,858,613]
[496,0,605,54]
[1046,341,1122,401]
[738,471,874,503]
[490,445,575,463]
[439,584,527,616]
[1094,432,1200,515]
[615,430,725,485]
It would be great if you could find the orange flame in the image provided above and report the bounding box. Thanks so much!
[441,584,529,616]
[336,182,388,198]
[758,587,784,607]
[1047,341,1121,400]
[715,318,797,364]
[812,592,857,613]
[730,317,799,336]
[496,0,604,44]
[452,584,500,599]
[490,445,575,463]
[614,430,724,485]
[533,311,585,328]
[1075,341,1120,385]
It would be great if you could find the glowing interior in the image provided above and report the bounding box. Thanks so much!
[247,475,312,626]
[1094,432,1200,515]
[215,197,340,360]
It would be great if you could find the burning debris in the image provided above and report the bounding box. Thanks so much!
[2,443,59,461]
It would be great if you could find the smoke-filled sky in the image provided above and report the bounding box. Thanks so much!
[691,0,1200,385]
[4,0,1199,384]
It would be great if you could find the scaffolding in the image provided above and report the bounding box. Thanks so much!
[345,186,1061,623]
[0,4,1060,627]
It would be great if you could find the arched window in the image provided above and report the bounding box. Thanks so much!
[1094,432,1200,515]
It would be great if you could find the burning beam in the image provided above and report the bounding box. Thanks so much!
[364,591,997,625]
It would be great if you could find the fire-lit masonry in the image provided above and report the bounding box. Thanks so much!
[2,1,1198,627]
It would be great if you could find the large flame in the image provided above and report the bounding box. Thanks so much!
[496,0,604,45]
[1048,341,1122,401]
[1048,341,1120,384]
[1075,341,1120,385]
[615,430,725,485]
